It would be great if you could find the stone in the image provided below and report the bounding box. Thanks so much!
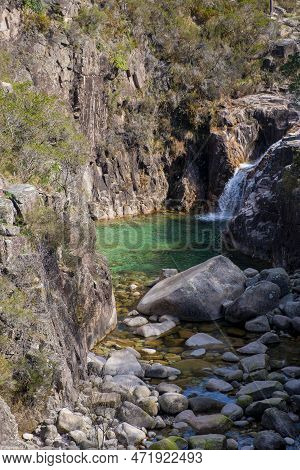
[237,381,283,401]
[141,348,156,355]
[185,333,224,350]
[291,317,300,333]
[245,316,270,333]
[177,412,233,434]
[138,397,159,417]
[57,409,84,434]
[284,437,295,446]
[87,352,106,376]
[236,395,253,409]
[0,197,15,225]
[253,431,286,450]
[260,268,290,297]
[282,367,300,379]
[156,383,182,394]
[227,438,238,450]
[160,269,178,279]
[157,393,187,416]
[23,433,34,441]
[145,363,181,379]
[43,425,59,442]
[244,268,259,278]
[214,367,243,382]
[225,281,281,324]
[240,354,269,373]
[69,430,87,445]
[118,402,155,429]
[115,423,146,447]
[137,256,246,321]
[222,352,239,363]
[188,397,225,414]
[127,310,139,317]
[95,393,121,408]
[284,379,300,395]
[124,316,148,327]
[283,301,300,318]
[5,184,40,219]
[104,374,146,393]
[188,434,227,450]
[149,436,187,450]
[261,408,297,438]
[258,332,280,345]
[189,348,206,357]
[206,378,233,393]
[245,398,286,418]
[136,320,176,338]
[268,372,286,384]
[272,315,291,331]
[104,350,143,377]
[221,403,243,421]
[133,386,151,401]
[154,416,166,429]
[237,341,267,355]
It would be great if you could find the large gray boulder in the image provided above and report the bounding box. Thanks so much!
[254,431,286,450]
[158,393,188,415]
[225,281,281,324]
[175,412,233,434]
[104,350,144,378]
[261,408,297,438]
[137,256,245,321]
[118,401,155,429]
[260,268,290,297]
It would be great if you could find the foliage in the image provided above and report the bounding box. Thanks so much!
[0,277,32,319]
[76,6,104,36]
[0,81,88,190]
[0,355,13,390]
[281,53,300,98]
[22,0,44,13]
[22,204,63,249]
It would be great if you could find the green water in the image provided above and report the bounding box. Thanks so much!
[96,212,263,279]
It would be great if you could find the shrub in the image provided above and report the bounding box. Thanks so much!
[76,6,104,36]
[23,0,44,13]
[0,81,88,191]
[0,277,32,319]
[22,204,63,249]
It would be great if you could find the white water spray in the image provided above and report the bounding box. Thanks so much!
[197,140,282,222]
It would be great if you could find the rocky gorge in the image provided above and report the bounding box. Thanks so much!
[0,0,299,452]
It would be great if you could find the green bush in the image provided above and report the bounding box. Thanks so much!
[23,0,44,13]
[0,277,32,319]
[0,81,88,190]
[22,204,63,249]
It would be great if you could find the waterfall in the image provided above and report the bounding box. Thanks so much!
[197,139,283,222]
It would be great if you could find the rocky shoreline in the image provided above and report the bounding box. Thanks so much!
[6,256,300,451]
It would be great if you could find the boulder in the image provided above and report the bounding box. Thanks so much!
[145,363,180,379]
[282,367,300,379]
[245,316,270,333]
[253,431,286,450]
[258,332,280,345]
[225,281,281,324]
[185,333,224,350]
[245,398,286,418]
[118,402,155,429]
[115,423,146,447]
[5,184,40,219]
[237,341,267,355]
[214,367,243,382]
[57,409,84,434]
[136,320,176,338]
[137,256,246,321]
[283,301,300,318]
[206,378,233,393]
[149,436,187,450]
[260,268,290,297]
[156,383,182,394]
[222,352,239,363]
[284,379,300,395]
[188,397,225,414]
[261,408,297,438]
[0,198,15,225]
[87,352,106,376]
[179,412,233,434]
[221,403,243,421]
[244,268,259,278]
[188,434,227,450]
[240,354,269,373]
[158,393,188,415]
[104,375,145,393]
[123,316,148,327]
[272,315,291,331]
[138,397,158,416]
[237,381,283,401]
[104,350,143,377]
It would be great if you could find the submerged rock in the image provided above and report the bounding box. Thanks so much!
[206,378,233,393]
[135,320,176,338]
[188,434,227,450]
[185,333,224,350]
[137,256,246,321]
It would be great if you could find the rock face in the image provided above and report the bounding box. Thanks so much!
[226,134,300,271]
[0,398,24,449]
[137,256,245,321]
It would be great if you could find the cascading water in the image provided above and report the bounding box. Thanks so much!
[198,139,283,222]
